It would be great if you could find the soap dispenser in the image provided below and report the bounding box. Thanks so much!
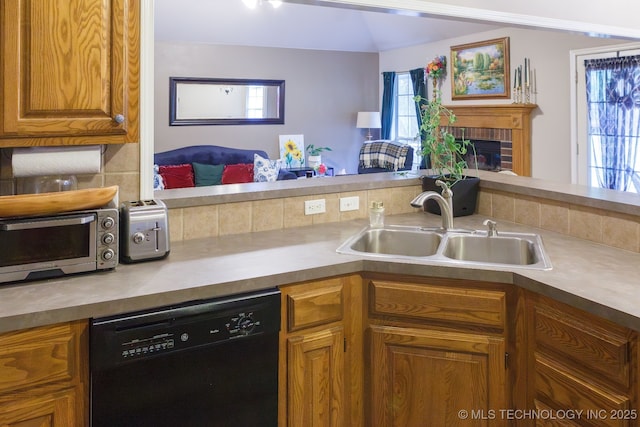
[369,201,385,228]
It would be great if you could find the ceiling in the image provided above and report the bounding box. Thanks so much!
[154,0,502,53]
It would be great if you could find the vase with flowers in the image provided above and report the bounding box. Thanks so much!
[414,55,479,217]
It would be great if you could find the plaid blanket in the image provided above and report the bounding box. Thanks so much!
[359,141,409,171]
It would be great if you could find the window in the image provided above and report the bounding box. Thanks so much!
[246,85,265,118]
[574,45,640,192]
[584,55,640,192]
[392,72,420,168]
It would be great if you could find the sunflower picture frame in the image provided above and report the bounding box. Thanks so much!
[279,134,305,169]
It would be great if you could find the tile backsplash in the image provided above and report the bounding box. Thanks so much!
[1,146,638,254]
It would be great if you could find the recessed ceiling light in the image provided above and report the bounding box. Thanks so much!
[242,0,258,9]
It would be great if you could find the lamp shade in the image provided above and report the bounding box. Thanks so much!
[356,112,381,129]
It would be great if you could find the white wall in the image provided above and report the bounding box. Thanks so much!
[415,0,640,32]
[379,27,625,182]
[155,43,379,174]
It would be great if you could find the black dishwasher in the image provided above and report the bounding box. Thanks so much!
[90,288,280,427]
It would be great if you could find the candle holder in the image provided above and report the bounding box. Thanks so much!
[512,86,523,104]
[525,85,531,104]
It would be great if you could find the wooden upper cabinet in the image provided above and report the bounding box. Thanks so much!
[0,0,140,146]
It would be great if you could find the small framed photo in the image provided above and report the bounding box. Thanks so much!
[450,37,510,100]
[279,134,305,169]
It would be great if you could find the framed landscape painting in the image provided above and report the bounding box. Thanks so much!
[450,37,510,100]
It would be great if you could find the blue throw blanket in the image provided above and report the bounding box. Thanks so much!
[359,141,410,171]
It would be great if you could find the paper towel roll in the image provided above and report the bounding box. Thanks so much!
[12,146,102,177]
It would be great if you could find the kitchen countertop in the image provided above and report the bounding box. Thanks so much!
[1,212,640,334]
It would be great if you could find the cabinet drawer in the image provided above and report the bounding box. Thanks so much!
[369,280,506,329]
[535,353,630,427]
[0,322,84,394]
[534,303,630,388]
[286,281,344,331]
[534,399,582,427]
[0,387,78,426]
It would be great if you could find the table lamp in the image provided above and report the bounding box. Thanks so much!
[356,112,381,141]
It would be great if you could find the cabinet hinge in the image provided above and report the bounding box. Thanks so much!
[505,352,509,369]
[344,338,347,353]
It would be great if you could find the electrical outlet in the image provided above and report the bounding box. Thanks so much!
[340,196,360,212]
[304,199,326,215]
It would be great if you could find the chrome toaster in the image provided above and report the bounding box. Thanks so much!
[120,200,170,263]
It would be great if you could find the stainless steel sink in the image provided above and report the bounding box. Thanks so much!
[442,234,540,265]
[337,225,442,258]
[336,225,552,270]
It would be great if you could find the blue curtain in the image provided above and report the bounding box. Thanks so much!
[409,68,427,132]
[380,71,396,140]
[585,55,640,191]
[409,67,428,168]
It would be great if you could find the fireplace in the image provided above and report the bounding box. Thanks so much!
[440,104,536,176]
[463,139,502,171]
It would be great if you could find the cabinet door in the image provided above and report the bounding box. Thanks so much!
[0,0,139,145]
[369,325,507,427]
[287,326,345,427]
[0,387,79,426]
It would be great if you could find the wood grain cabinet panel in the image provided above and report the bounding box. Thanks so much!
[0,0,140,146]
[0,322,81,394]
[535,353,630,427]
[369,325,508,427]
[533,303,630,388]
[287,327,345,427]
[0,387,79,427]
[369,279,506,329]
[287,280,343,332]
[279,275,362,427]
[534,400,582,427]
[0,321,87,427]
[365,276,515,427]
[526,293,637,427]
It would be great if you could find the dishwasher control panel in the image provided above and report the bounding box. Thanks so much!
[116,310,265,362]
[90,289,281,369]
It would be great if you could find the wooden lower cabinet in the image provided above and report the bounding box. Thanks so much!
[526,293,638,427]
[287,326,345,426]
[365,275,516,427]
[279,275,363,427]
[2,275,638,427]
[0,388,80,427]
[369,325,507,426]
[0,320,88,427]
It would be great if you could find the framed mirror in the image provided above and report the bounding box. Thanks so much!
[169,77,285,126]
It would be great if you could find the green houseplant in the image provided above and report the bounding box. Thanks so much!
[415,55,479,216]
[306,144,332,169]
[306,144,332,156]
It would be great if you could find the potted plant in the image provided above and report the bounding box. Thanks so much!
[306,144,332,168]
[415,55,479,217]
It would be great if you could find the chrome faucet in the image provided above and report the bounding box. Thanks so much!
[483,219,498,237]
[410,180,454,230]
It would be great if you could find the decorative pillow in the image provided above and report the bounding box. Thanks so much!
[153,164,165,191]
[158,164,195,189]
[221,163,254,184]
[253,153,281,182]
[192,162,224,186]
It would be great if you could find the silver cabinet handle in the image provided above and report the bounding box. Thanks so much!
[114,114,125,124]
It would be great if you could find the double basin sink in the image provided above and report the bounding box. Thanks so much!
[336,224,552,270]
